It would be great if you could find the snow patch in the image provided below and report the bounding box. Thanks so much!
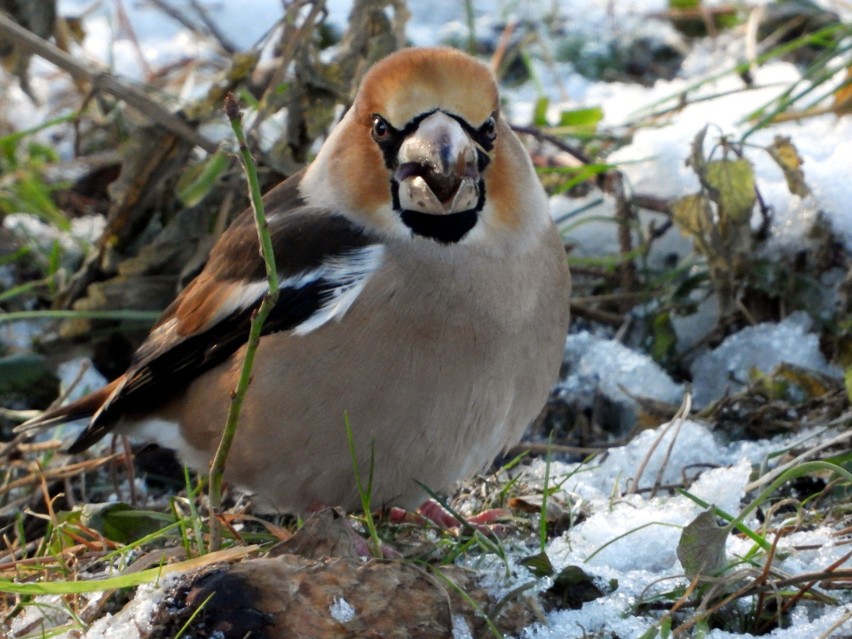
[690,311,839,406]
[517,420,851,639]
[559,330,684,408]
[329,597,356,624]
[81,576,176,639]
[452,614,474,639]
[3,214,104,269]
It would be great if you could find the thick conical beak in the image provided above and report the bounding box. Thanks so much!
[394,111,481,215]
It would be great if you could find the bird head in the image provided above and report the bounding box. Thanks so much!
[300,47,549,248]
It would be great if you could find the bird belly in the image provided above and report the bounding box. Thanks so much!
[139,246,568,514]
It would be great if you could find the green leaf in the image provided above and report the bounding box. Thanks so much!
[520,551,555,578]
[2,174,70,230]
[543,565,608,610]
[677,509,729,580]
[660,616,672,639]
[79,503,171,544]
[0,546,254,595]
[705,158,756,224]
[670,0,700,8]
[533,96,550,127]
[547,163,613,195]
[236,86,262,107]
[558,106,603,128]
[751,362,837,400]
[650,312,678,365]
[0,112,77,169]
[27,140,60,164]
[0,569,163,595]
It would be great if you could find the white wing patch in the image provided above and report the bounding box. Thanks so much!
[209,244,385,337]
[291,244,385,336]
[212,281,271,327]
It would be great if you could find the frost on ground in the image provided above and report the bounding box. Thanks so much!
[1,1,849,638]
[11,576,177,639]
[559,330,684,408]
[518,420,851,638]
[329,597,356,624]
[690,312,841,407]
[77,578,174,639]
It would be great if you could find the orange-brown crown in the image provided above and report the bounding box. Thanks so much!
[355,47,499,128]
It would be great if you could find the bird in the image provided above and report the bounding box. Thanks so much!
[18,47,571,514]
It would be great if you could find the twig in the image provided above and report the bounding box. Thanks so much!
[115,0,153,80]
[630,193,672,215]
[250,0,327,131]
[506,442,611,457]
[569,302,625,327]
[511,125,593,165]
[815,606,852,639]
[571,292,653,306]
[148,0,237,54]
[648,393,692,498]
[208,93,280,552]
[0,11,217,153]
[0,455,123,498]
[146,0,211,44]
[611,174,638,307]
[627,392,691,496]
[189,0,238,54]
[489,19,515,74]
[761,550,852,634]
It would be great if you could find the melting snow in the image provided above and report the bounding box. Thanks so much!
[5,1,850,638]
[690,311,841,406]
[559,330,684,408]
[329,597,357,623]
[521,420,851,639]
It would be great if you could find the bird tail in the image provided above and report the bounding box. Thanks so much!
[14,378,121,436]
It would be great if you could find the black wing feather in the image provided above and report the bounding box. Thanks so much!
[66,172,377,452]
[67,277,341,452]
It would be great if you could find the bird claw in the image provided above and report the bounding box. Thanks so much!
[388,499,511,534]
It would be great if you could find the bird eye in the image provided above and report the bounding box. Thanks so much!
[372,114,390,141]
[482,115,497,141]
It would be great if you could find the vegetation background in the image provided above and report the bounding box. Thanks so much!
[0,0,849,637]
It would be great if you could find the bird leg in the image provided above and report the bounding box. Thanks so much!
[387,499,511,533]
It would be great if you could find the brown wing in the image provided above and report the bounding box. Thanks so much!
[19,170,382,452]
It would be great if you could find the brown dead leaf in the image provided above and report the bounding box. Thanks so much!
[833,65,852,115]
[671,193,713,240]
[767,135,811,198]
[268,508,362,560]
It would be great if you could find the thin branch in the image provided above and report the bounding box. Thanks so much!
[189,0,239,53]
[0,12,217,153]
[208,93,280,552]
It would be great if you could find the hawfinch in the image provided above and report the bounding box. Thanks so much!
[20,47,571,513]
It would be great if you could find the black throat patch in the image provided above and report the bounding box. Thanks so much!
[398,209,479,244]
[392,178,485,244]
